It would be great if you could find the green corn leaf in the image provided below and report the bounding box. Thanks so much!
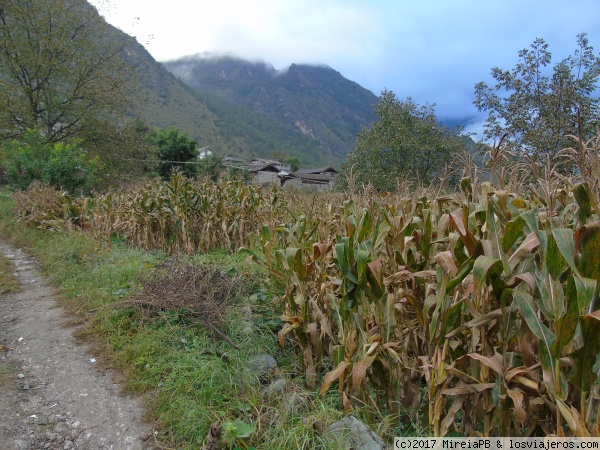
[574,276,598,315]
[335,242,357,285]
[575,222,600,305]
[570,311,600,393]
[473,256,503,294]
[440,300,464,339]
[547,232,568,279]
[356,248,370,289]
[551,276,579,358]
[446,258,474,292]
[514,289,557,382]
[573,183,600,223]
[502,215,526,253]
[535,267,565,321]
[551,228,578,277]
[521,209,547,257]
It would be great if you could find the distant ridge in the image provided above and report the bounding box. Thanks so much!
[163,54,380,166]
[91,3,382,166]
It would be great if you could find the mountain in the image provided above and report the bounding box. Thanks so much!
[163,55,380,166]
[119,36,222,146]
[91,4,380,167]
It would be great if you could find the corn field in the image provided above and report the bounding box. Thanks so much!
[12,138,600,437]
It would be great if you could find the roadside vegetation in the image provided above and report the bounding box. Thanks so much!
[2,127,600,444]
[0,189,349,449]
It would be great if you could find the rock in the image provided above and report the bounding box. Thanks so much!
[64,441,74,449]
[247,353,277,377]
[36,415,49,425]
[326,415,386,450]
[263,379,287,397]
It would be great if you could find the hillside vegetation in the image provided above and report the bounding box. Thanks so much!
[164,55,380,165]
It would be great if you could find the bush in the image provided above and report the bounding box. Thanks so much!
[2,130,102,194]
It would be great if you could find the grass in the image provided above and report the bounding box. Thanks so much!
[0,189,347,449]
[0,360,18,391]
[0,253,20,295]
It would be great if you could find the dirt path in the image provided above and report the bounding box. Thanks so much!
[0,240,154,450]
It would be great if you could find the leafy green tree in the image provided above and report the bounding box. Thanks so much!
[284,156,302,172]
[197,152,224,182]
[474,34,600,163]
[0,0,157,183]
[0,0,132,143]
[150,127,199,179]
[340,91,467,191]
[2,130,101,193]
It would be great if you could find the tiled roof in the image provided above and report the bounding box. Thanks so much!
[289,172,332,183]
[248,163,281,172]
[295,166,338,175]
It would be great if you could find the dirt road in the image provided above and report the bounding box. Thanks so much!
[0,240,154,450]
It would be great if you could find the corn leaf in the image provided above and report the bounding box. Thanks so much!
[351,354,377,393]
[570,311,600,393]
[473,256,503,294]
[442,383,495,395]
[514,289,557,382]
[551,276,579,358]
[503,215,527,253]
[321,361,351,397]
[551,228,578,277]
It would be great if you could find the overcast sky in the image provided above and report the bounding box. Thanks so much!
[89,0,600,138]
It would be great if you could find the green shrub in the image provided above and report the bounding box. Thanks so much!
[2,130,101,194]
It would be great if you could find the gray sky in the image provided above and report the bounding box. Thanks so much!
[89,0,600,138]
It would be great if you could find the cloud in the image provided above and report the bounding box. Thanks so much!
[90,0,600,126]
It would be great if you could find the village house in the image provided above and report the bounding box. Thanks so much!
[279,166,338,191]
[221,156,338,190]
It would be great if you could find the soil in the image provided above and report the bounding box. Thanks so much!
[0,240,155,450]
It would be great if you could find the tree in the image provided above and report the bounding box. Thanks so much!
[197,152,224,182]
[284,156,301,172]
[474,34,600,164]
[0,0,133,143]
[150,127,199,179]
[340,91,467,191]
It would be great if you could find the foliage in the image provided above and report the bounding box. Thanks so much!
[285,156,302,172]
[340,91,468,191]
[474,34,600,164]
[2,131,101,194]
[221,419,256,448]
[197,152,224,182]
[149,128,199,179]
[0,0,132,143]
